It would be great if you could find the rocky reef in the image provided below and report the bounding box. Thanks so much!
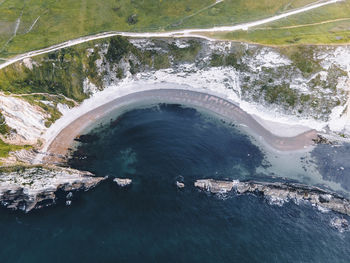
[176,181,185,189]
[113,178,132,187]
[330,217,349,233]
[0,166,106,212]
[194,179,350,217]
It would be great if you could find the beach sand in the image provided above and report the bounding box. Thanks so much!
[43,89,317,164]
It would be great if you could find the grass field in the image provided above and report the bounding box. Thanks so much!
[202,0,350,45]
[0,0,316,57]
[0,139,31,159]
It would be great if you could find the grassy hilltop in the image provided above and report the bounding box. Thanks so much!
[204,0,350,45]
[0,0,315,57]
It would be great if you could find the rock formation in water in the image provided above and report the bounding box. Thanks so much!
[330,217,349,232]
[113,178,132,187]
[0,166,106,212]
[176,181,185,188]
[194,179,350,217]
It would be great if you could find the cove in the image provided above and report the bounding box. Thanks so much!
[42,88,317,165]
[0,104,349,262]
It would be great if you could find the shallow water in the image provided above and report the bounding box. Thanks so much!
[1,104,350,262]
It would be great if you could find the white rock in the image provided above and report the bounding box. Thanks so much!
[0,166,105,212]
[330,217,349,233]
[113,178,132,187]
[0,95,47,144]
[176,181,185,188]
[83,78,99,95]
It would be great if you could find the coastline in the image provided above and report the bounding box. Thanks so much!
[40,88,317,164]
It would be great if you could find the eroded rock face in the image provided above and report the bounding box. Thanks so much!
[195,179,350,217]
[0,166,106,212]
[113,178,132,187]
[0,95,48,145]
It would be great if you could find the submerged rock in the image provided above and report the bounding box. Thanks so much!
[176,181,185,189]
[66,192,73,199]
[330,217,349,232]
[74,134,99,143]
[113,178,132,187]
[194,179,350,217]
[0,166,106,212]
[312,135,333,145]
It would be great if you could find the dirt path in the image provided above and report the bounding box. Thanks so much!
[0,11,22,53]
[26,16,40,34]
[168,0,224,28]
[258,17,350,30]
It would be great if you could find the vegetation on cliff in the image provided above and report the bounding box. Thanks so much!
[0,139,31,159]
[0,36,348,159]
[0,111,11,135]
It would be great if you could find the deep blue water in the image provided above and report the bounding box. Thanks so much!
[1,104,350,263]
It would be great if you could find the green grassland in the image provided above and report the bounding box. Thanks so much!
[0,139,31,159]
[0,111,11,135]
[203,0,350,45]
[0,0,316,57]
[0,41,101,101]
[0,36,204,102]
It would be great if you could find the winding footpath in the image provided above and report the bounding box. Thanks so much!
[0,0,342,70]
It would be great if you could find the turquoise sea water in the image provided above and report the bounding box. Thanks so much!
[1,104,350,262]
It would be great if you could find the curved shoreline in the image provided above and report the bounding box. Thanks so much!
[42,89,317,164]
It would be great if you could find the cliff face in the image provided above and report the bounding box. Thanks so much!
[0,166,106,212]
[0,37,349,155]
[0,95,48,145]
[122,39,350,134]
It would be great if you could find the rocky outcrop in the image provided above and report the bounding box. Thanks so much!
[330,217,349,232]
[113,178,132,187]
[0,166,106,212]
[195,179,350,216]
[176,181,185,188]
[0,95,48,145]
[312,134,333,145]
[195,179,234,193]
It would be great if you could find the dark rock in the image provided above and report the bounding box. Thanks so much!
[195,179,350,217]
[74,134,99,143]
[312,135,333,145]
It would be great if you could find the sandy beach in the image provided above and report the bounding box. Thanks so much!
[43,89,317,164]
